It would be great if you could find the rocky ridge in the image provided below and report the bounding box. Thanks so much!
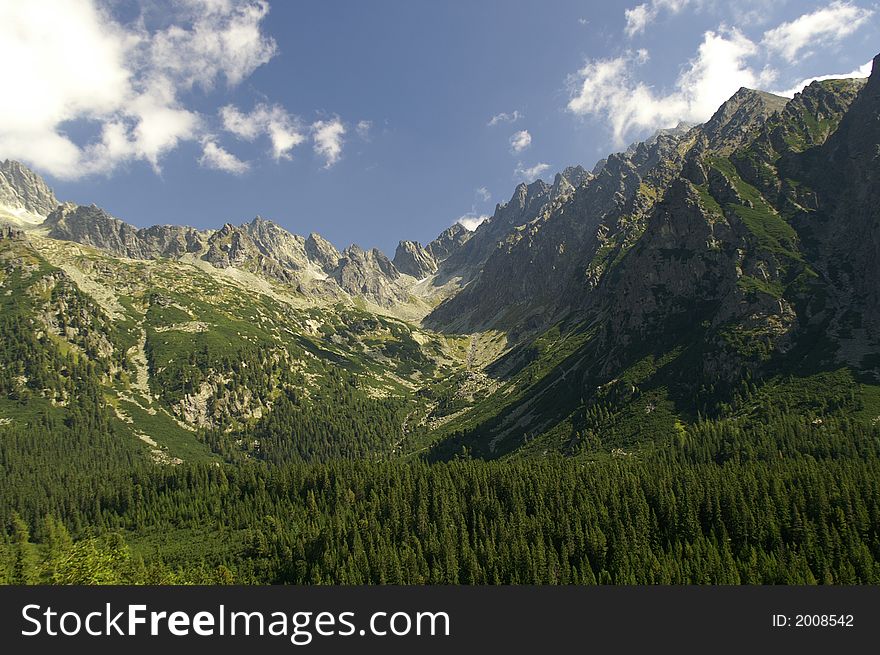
[0,159,59,226]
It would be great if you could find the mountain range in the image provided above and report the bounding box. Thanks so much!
[2,54,879,466]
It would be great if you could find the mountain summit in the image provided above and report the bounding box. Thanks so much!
[0,159,59,225]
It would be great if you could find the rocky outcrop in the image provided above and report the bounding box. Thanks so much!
[425,223,471,261]
[0,159,59,225]
[393,240,437,278]
[332,245,408,307]
[698,88,789,154]
[427,134,688,332]
[800,56,880,365]
[139,224,208,258]
[305,233,342,274]
[243,216,311,271]
[46,203,153,259]
[550,165,590,201]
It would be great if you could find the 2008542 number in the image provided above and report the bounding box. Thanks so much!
[795,614,854,627]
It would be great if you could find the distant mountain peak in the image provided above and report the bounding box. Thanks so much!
[0,159,59,226]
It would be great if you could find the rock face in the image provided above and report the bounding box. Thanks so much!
[549,165,590,201]
[46,203,155,259]
[424,87,799,335]
[305,233,342,274]
[332,245,408,307]
[0,159,59,225]
[425,223,471,261]
[800,59,880,361]
[429,166,591,305]
[699,89,789,153]
[425,137,680,331]
[243,216,311,270]
[138,224,208,258]
[393,240,437,278]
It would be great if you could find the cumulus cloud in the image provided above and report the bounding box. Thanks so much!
[457,213,490,231]
[625,0,692,37]
[147,0,277,89]
[567,30,777,146]
[487,110,522,126]
[0,0,309,179]
[509,130,532,153]
[570,0,878,147]
[312,118,346,168]
[476,186,491,202]
[199,139,250,174]
[762,1,873,63]
[515,162,550,182]
[220,103,305,160]
[773,60,874,98]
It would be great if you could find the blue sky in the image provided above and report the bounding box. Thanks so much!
[0,1,877,254]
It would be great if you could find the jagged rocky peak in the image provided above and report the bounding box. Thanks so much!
[393,240,437,278]
[425,222,471,261]
[550,165,591,200]
[500,167,592,220]
[305,232,342,273]
[242,215,312,271]
[0,159,59,226]
[626,122,693,156]
[773,77,868,151]
[204,222,262,268]
[511,178,551,216]
[700,87,789,152]
[45,203,151,259]
[138,224,207,258]
[333,244,408,307]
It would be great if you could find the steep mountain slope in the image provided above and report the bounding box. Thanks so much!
[422,166,589,321]
[0,159,59,226]
[425,65,880,460]
[426,92,791,336]
[393,240,437,278]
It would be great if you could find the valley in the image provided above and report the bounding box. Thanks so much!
[1,55,880,585]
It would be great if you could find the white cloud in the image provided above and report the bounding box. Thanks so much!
[457,213,490,231]
[312,118,346,168]
[356,120,373,140]
[578,18,589,26]
[509,130,532,153]
[625,0,692,38]
[220,103,305,160]
[476,186,491,202]
[487,110,522,126]
[773,60,873,98]
[515,162,551,182]
[0,0,289,179]
[199,139,250,174]
[567,30,777,146]
[147,0,277,89]
[762,1,873,63]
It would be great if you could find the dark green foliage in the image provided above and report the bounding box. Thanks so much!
[2,414,879,584]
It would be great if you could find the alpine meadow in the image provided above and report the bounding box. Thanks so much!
[1,2,880,586]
